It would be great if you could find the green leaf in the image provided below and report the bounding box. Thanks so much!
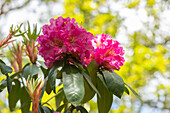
[125,83,141,100]
[20,87,31,113]
[63,64,84,106]
[48,65,58,93]
[76,106,88,113]
[81,77,95,104]
[0,71,22,92]
[8,79,21,111]
[39,77,48,101]
[124,86,129,95]
[7,74,12,93]
[45,79,52,94]
[0,62,13,75]
[41,106,53,113]
[23,64,39,79]
[97,77,113,113]
[82,71,100,97]
[87,59,98,86]
[81,60,98,104]
[56,104,67,112]
[55,89,64,108]
[102,71,124,98]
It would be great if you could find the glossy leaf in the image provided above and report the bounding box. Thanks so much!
[20,87,31,113]
[8,79,21,111]
[81,60,98,103]
[0,62,13,75]
[97,77,113,113]
[82,71,100,97]
[87,59,98,85]
[48,64,58,93]
[23,64,39,79]
[102,71,124,98]
[63,64,84,106]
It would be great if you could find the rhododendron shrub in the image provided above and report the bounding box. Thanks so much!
[0,17,139,113]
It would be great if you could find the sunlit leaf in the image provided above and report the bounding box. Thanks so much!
[63,64,84,106]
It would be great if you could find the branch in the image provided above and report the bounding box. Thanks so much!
[0,0,31,16]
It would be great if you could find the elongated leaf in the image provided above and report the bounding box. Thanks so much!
[0,71,22,92]
[39,77,48,101]
[0,62,13,75]
[8,79,21,111]
[81,77,95,104]
[55,89,64,108]
[125,83,141,100]
[81,60,98,103]
[82,71,100,97]
[76,106,88,113]
[45,79,52,94]
[63,64,84,106]
[87,59,98,85]
[7,74,12,93]
[20,87,31,113]
[23,64,39,79]
[102,71,124,98]
[56,104,67,112]
[48,65,58,93]
[124,86,129,95]
[97,77,113,113]
[41,106,53,113]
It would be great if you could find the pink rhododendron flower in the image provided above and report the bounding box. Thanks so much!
[37,17,94,67]
[86,34,125,70]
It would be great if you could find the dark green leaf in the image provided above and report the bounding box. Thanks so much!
[124,86,129,95]
[48,65,58,93]
[97,77,113,113]
[41,106,53,113]
[0,62,13,75]
[39,77,48,101]
[125,83,141,100]
[102,71,124,98]
[82,71,100,97]
[81,77,95,104]
[23,64,39,79]
[45,79,52,94]
[55,89,64,108]
[0,71,22,92]
[87,59,98,86]
[7,74,12,93]
[56,68,63,79]
[81,60,98,104]
[8,79,21,111]
[56,104,67,112]
[20,87,31,113]
[63,64,84,106]
[76,106,88,113]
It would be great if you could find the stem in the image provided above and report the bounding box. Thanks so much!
[41,89,63,106]
[68,104,75,113]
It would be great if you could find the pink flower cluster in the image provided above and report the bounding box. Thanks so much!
[37,17,125,70]
[37,17,94,67]
[86,34,125,70]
